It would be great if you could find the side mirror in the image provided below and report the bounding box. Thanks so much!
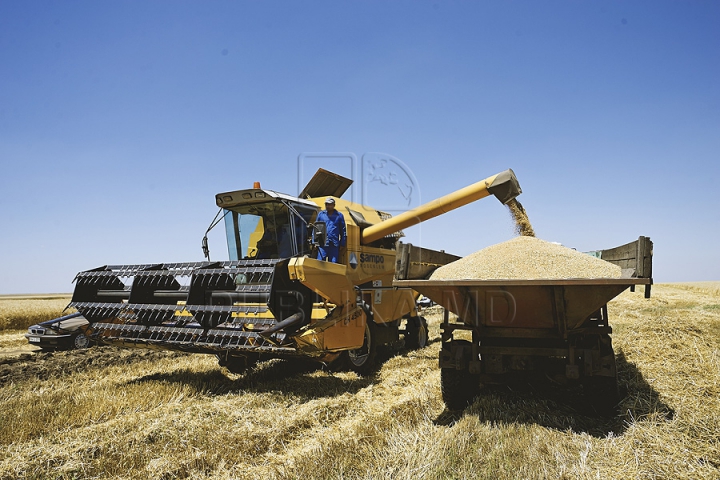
[310,222,326,248]
[202,235,210,260]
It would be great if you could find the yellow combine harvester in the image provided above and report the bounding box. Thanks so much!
[71,169,521,372]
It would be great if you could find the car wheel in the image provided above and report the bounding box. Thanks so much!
[73,333,92,349]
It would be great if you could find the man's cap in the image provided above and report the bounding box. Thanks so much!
[325,197,335,205]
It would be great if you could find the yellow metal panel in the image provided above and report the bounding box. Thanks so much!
[362,273,417,324]
[311,306,329,320]
[308,197,387,227]
[390,288,418,320]
[247,225,264,258]
[231,310,274,319]
[318,310,366,350]
[289,257,355,306]
[295,304,366,353]
[288,257,303,281]
[347,223,359,249]
[346,246,396,284]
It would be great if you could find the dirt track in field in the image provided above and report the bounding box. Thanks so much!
[0,346,180,387]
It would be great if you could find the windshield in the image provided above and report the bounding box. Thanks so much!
[224,201,317,260]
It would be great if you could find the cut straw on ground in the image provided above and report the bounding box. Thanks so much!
[0,284,718,479]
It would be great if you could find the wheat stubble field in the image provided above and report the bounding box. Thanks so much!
[0,284,718,479]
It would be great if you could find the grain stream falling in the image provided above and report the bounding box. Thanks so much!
[507,198,535,237]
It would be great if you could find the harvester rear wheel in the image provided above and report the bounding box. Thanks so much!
[441,366,479,411]
[346,321,378,375]
[404,316,428,350]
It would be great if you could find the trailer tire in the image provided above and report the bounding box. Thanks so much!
[346,321,378,375]
[405,316,428,350]
[584,339,620,414]
[441,366,479,411]
[585,375,620,414]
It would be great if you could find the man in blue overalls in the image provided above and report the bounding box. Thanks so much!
[316,197,346,263]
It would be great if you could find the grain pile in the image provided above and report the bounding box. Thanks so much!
[430,236,622,280]
[506,198,535,237]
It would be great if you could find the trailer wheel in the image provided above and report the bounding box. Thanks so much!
[404,316,428,350]
[584,343,620,414]
[584,375,620,414]
[440,339,479,410]
[346,321,377,375]
[217,353,259,374]
[582,337,621,413]
[441,367,479,411]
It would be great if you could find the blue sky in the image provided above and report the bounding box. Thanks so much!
[1,1,718,293]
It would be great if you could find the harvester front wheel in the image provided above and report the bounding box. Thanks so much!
[346,321,377,375]
[404,316,428,350]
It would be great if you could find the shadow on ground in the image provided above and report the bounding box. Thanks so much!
[434,349,674,438]
[127,357,379,400]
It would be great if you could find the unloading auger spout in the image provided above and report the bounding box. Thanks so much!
[361,169,522,244]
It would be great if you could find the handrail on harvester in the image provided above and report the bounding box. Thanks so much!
[361,168,522,244]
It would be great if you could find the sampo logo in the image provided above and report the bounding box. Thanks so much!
[360,253,385,264]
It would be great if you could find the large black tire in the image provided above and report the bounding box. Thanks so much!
[585,375,620,414]
[346,321,378,375]
[440,339,479,410]
[217,353,259,374]
[583,336,620,414]
[441,367,479,411]
[404,316,429,350]
[585,341,620,414]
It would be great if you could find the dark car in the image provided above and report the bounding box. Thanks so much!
[25,312,92,350]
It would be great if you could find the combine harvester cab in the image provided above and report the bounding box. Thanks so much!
[395,236,654,412]
[71,168,523,373]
